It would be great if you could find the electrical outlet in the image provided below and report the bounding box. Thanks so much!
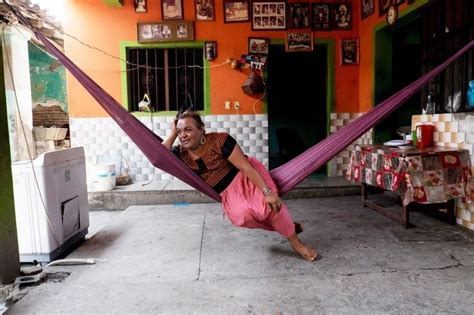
[225,101,231,109]
[234,101,240,109]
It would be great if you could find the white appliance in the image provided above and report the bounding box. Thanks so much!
[11,147,90,263]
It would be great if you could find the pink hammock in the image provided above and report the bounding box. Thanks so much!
[11,7,474,201]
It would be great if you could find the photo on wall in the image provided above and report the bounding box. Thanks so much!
[223,0,250,23]
[248,37,270,55]
[361,0,374,20]
[332,3,352,30]
[135,0,147,13]
[137,21,194,42]
[196,0,215,21]
[161,0,184,20]
[251,1,286,30]
[285,31,313,52]
[341,38,359,65]
[311,3,331,30]
[288,2,310,28]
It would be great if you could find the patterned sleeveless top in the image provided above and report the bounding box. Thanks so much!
[172,132,239,193]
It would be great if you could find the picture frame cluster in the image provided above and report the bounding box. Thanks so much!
[249,1,355,31]
[135,0,362,30]
[135,0,217,22]
[135,0,360,64]
[137,21,194,42]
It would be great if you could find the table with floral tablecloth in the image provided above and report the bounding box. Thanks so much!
[346,145,472,207]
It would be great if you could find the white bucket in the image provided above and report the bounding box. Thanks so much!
[94,163,116,191]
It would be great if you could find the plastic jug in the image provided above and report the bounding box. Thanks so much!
[416,125,434,149]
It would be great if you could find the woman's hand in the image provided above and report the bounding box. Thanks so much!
[171,118,178,135]
[265,192,282,213]
[162,119,179,149]
[227,145,282,213]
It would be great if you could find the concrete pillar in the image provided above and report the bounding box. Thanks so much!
[2,25,36,161]
[0,36,20,284]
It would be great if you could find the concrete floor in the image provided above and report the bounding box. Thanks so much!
[5,194,474,314]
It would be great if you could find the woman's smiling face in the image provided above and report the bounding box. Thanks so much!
[176,117,204,150]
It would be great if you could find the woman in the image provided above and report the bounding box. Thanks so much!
[163,110,317,262]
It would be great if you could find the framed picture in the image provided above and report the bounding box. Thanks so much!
[288,2,310,29]
[361,0,374,20]
[248,37,270,55]
[161,0,184,20]
[311,3,331,30]
[332,3,352,30]
[341,38,359,65]
[285,30,313,52]
[135,0,147,13]
[204,41,217,60]
[251,1,286,30]
[379,0,392,16]
[224,0,250,23]
[196,0,215,21]
[137,21,194,42]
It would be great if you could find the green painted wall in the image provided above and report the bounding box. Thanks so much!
[29,42,68,111]
[0,42,20,284]
[103,0,124,7]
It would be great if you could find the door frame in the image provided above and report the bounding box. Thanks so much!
[265,38,335,174]
[373,2,426,143]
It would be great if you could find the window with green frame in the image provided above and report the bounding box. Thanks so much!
[126,46,204,112]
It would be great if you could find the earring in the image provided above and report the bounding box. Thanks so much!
[200,135,206,145]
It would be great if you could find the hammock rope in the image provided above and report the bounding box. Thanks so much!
[270,40,474,194]
[8,5,474,200]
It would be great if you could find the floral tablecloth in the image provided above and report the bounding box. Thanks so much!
[346,145,472,206]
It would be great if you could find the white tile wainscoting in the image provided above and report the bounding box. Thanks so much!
[70,114,269,185]
[412,113,474,229]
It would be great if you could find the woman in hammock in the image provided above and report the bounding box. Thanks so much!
[163,109,317,262]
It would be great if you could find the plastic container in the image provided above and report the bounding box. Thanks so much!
[416,124,434,149]
[411,130,417,146]
[94,163,116,191]
[468,80,474,108]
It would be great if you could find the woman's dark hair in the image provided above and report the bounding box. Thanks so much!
[175,109,205,130]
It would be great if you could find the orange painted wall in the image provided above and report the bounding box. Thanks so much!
[63,0,363,117]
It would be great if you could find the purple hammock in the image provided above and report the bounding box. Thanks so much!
[12,8,474,202]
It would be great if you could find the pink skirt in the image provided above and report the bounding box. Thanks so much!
[220,157,295,238]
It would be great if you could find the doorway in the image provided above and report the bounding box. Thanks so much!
[266,44,328,174]
[374,14,422,144]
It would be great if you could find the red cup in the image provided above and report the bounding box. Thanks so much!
[416,124,434,149]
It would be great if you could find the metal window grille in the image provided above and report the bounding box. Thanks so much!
[420,0,474,112]
[126,47,204,112]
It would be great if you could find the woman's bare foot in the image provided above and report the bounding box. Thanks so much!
[288,234,317,262]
